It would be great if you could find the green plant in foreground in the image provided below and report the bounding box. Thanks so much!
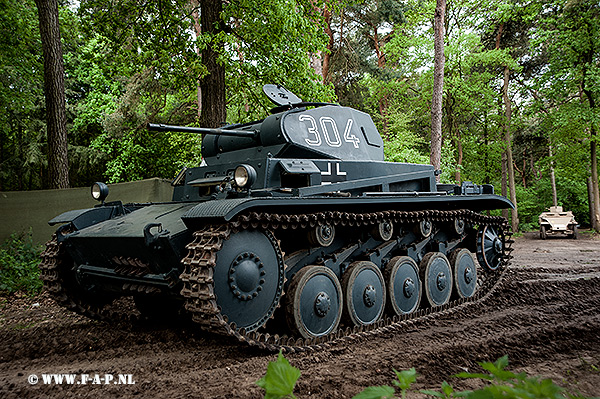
[353,367,420,399]
[0,232,43,295]
[256,351,594,399]
[256,350,301,399]
[452,355,581,399]
[353,355,590,399]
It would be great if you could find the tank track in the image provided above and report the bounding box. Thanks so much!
[39,230,141,324]
[39,232,110,321]
[179,209,513,353]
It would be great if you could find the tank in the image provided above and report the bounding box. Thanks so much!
[39,85,514,351]
[539,206,578,239]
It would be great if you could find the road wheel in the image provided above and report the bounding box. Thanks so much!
[286,266,343,339]
[449,249,477,299]
[342,261,386,327]
[420,252,452,307]
[384,256,421,316]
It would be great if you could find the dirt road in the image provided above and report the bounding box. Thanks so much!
[1,232,599,398]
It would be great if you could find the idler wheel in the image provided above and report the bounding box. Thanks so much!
[341,261,386,326]
[286,266,343,339]
[213,229,284,332]
[371,221,394,241]
[384,256,421,316]
[476,225,505,271]
[420,252,453,307]
[448,249,477,299]
[308,224,335,247]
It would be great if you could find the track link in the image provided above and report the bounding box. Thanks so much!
[39,231,109,321]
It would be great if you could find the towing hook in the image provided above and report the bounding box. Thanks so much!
[144,223,170,249]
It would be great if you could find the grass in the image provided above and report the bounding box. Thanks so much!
[0,232,43,295]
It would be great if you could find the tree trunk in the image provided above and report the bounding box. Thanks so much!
[588,176,595,228]
[190,0,202,120]
[0,131,3,191]
[454,133,462,183]
[199,0,226,128]
[34,0,69,189]
[501,152,508,220]
[322,7,333,83]
[484,112,490,184]
[310,52,323,78]
[430,0,445,181]
[447,93,462,183]
[549,146,558,207]
[582,84,600,231]
[591,126,600,230]
[502,66,518,232]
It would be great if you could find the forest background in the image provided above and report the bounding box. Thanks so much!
[2,0,600,233]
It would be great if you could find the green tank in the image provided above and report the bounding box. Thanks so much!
[40,85,513,351]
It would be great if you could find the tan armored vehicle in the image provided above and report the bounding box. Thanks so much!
[539,206,578,239]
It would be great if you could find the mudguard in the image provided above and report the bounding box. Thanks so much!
[48,203,124,231]
[181,194,514,225]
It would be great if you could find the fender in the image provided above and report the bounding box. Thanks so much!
[180,194,514,227]
[48,202,124,231]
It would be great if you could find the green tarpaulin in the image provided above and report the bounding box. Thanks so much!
[0,178,173,245]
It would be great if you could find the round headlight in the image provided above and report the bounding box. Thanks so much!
[91,182,109,202]
[234,164,257,188]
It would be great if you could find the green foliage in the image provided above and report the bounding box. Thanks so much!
[0,232,43,295]
[223,0,336,122]
[454,355,570,399]
[421,381,463,398]
[0,0,45,191]
[394,368,418,399]
[90,129,201,183]
[350,355,589,399]
[256,350,301,399]
[255,352,591,399]
[353,386,396,399]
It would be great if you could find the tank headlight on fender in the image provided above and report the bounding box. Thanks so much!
[91,182,109,202]
[234,164,257,189]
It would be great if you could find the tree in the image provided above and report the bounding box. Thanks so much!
[76,0,335,182]
[533,0,600,231]
[338,0,405,134]
[198,0,225,128]
[477,0,540,232]
[34,0,69,189]
[430,0,445,180]
[0,0,45,191]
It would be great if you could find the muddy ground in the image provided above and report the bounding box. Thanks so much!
[1,232,599,398]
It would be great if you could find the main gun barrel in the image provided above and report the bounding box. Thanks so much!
[148,123,258,139]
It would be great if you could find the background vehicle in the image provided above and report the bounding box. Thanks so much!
[539,206,578,239]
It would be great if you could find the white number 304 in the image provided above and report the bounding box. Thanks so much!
[299,115,360,149]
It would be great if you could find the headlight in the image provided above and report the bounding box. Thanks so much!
[234,164,257,188]
[91,182,109,202]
